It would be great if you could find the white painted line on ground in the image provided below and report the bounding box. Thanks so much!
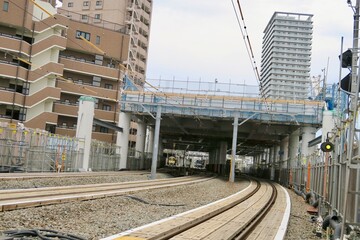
[274,185,291,240]
[102,180,253,240]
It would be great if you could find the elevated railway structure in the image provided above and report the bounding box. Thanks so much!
[118,86,323,184]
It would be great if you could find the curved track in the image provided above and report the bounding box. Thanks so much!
[105,180,285,240]
[0,175,212,211]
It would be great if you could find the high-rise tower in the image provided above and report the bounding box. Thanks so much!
[260,12,313,100]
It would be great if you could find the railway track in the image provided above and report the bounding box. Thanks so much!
[0,171,148,180]
[0,175,213,212]
[105,179,288,240]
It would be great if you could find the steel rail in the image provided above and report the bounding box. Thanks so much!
[0,176,212,212]
[108,179,280,240]
[234,180,278,239]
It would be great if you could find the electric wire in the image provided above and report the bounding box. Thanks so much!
[230,0,271,111]
[5,0,280,127]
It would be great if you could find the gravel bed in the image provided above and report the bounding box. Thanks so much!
[0,173,168,190]
[0,173,321,239]
[0,174,248,239]
[285,188,321,240]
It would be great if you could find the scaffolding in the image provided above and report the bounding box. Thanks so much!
[0,122,120,172]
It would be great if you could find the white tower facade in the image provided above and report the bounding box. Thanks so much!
[260,12,313,100]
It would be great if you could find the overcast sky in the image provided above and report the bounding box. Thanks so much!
[146,0,354,87]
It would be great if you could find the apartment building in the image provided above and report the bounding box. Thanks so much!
[0,0,68,129]
[59,0,152,87]
[260,12,313,100]
[0,0,135,144]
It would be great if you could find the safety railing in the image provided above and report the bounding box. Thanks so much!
[121,91,323,124]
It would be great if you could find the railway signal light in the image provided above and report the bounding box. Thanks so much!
[320,141,334,152]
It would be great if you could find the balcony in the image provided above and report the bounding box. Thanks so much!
[94,109,117,122]
[59,57,120,80]
[55,127,76,138]
[0,88,24,105]
[54,101,118,122]
[56,80,118,101]
[26,87,61,107]
[25,112,58,129]
[0,34,31,56]
[53,102,78,117]
[0,61,27,80]
[32,35,67,56]
[28,62,64,82]
[34,14,69,33]
[55,127,114,143]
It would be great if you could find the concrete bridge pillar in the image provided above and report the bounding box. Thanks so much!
[145,126,154,154]
[280,136,289,169]
[289,129,300,169]
[274,145,281,181]
[254,154,260,172]
[117,111,131,170]
[219,141,227,165]
[135,119,146,169]
[76,96,95,171]
[322,110,336,142]
[300,126,316,163]
[269,147,275,180]
[150,106,162,179]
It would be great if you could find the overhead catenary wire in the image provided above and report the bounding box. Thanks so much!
[7,0,270,124]
[230,0,270,111]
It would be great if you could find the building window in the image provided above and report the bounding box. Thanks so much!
[83,1,89,6]
[96,1,102,6]
[105,84,113,89]
[3,1,9,11]
[100,127,109,133]
[76,30,90,41]
[93,76,101,86]
[94,98,99,109]
[81,14,88,21]
[96,35,101,45]
[68,2,73,7]
[102,105,111,111]
[94,13,101,22]
[128,141,136,148]
[129,128,137,135]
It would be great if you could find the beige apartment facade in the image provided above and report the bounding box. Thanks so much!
[59,0,152,87]
[0,0,140,145]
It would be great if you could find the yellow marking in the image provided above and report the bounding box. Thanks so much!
[30,0,55,18]
[79,35,105,55]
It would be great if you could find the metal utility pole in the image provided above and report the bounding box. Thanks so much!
[341,0,360,237]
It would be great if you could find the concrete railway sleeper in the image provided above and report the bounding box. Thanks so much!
[105,180,284,240]
[0,176,213,212]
